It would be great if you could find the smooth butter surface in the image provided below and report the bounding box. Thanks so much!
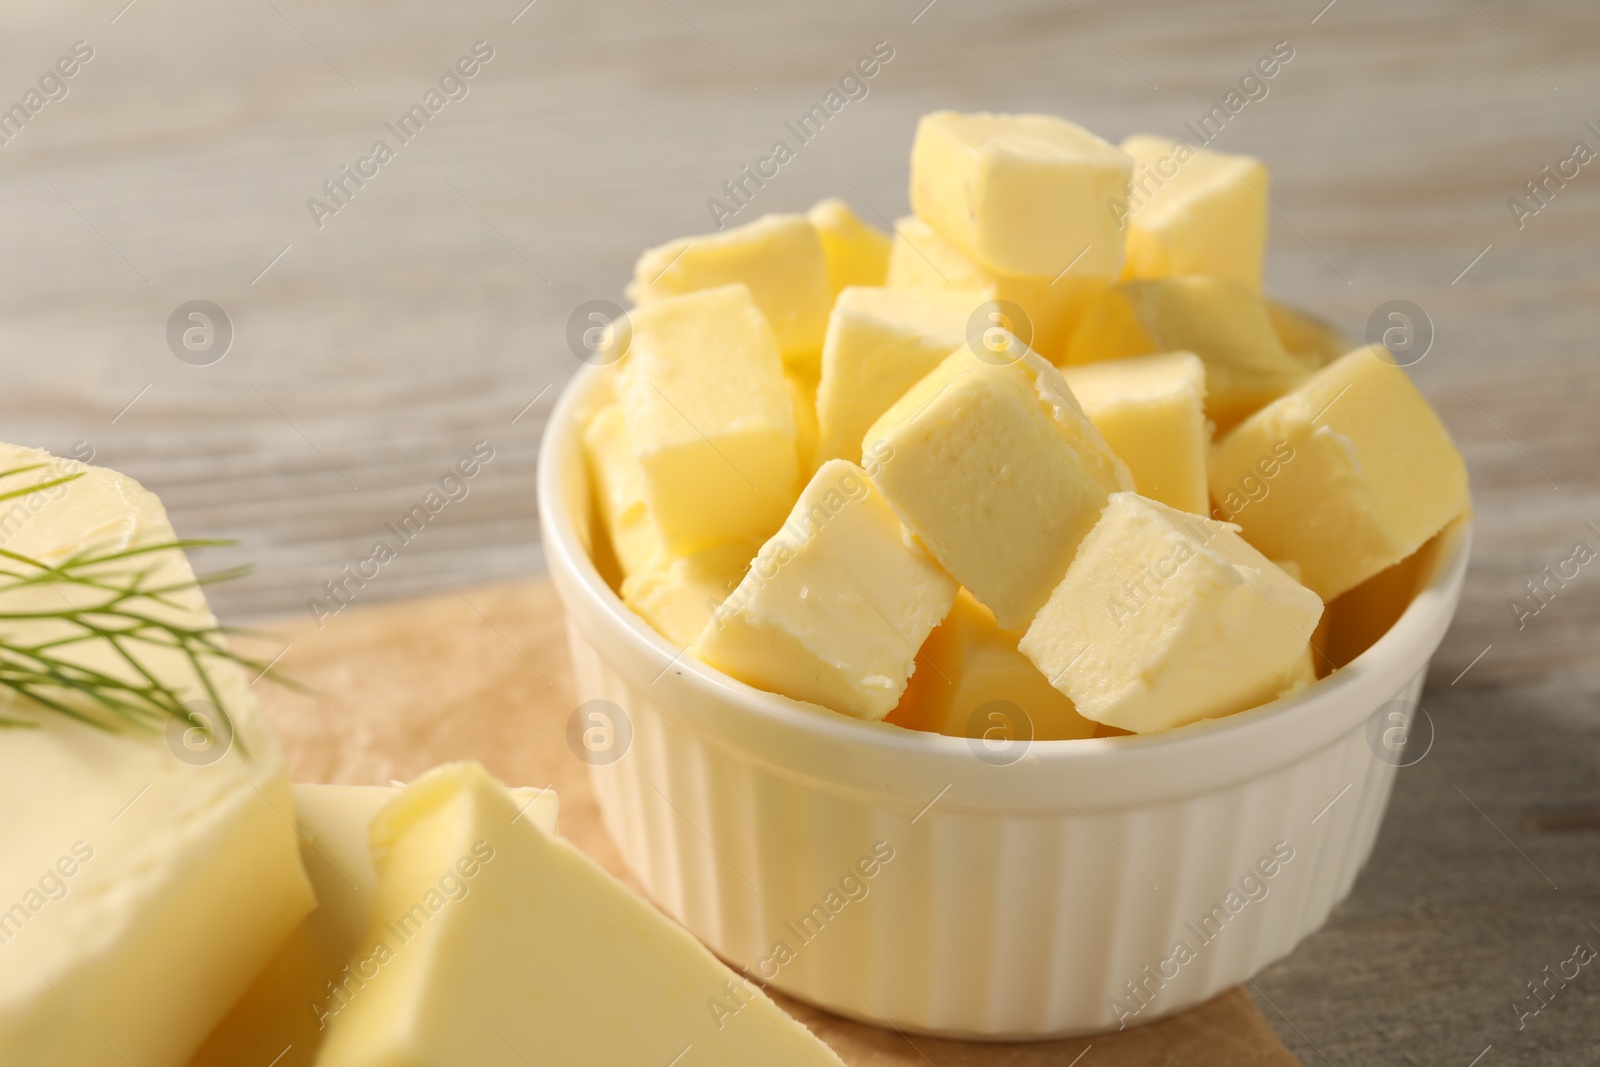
[806,197,891,294]
[1118,135,1270,289]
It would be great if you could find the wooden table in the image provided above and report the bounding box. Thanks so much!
[4,0,1599,1061]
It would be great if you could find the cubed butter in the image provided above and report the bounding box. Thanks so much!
[1209,345,1471,600]
[1063,276,1308,430]
[622,539,760,648]
[1271,560,1328,692]
[582,404,665,577]
[910,111,1132,278]
[1060,351,1210,514]
[815,285,987,466]
[189,783,557,1067]
[315,763,844,1067]
[864,344,1132,630]
[1117,135,1270,289]
[615,284,799,554]
[786,367,821,473]
[1267,299,1351,373]
[807,197,891,293]
[885,216,1105,360]
[1019,493,1323,732]
[629,213,833,369]
[0,444,315,1067]
[693,460,957,720]
[888,589,1095,741]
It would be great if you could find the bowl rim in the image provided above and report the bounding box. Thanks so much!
[538,362,1472,801]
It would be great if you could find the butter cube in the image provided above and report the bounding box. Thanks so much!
[864,345,1132,630]
[629,213,833,368]
[910,111,1132,277]
[1019,493,1323,733]
[316,763,845,1067]
[1117,136,1270,289]
[190,784,557,1067]
[615,284,799,554]
[1060,352,1210,514]
[583,404,665,578]
[1209,345,1471,600]
[0,445,315,1067]
[1063,276,1308,430]
[622,539,759,647]
[885,216,1105,359]
[807,198,891,293]
[889,589,1095,741]
[693,461,957,720]
[1267,299,1350,373]
[1271,560,1328,692]
[815,285,987,466]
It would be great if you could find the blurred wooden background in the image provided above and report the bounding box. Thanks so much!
[2,0,1598,1062]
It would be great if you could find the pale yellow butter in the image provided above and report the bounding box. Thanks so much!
[582,403,665,578]
[1019,493,1323,733]
[1118,135,1270,289]
[622,539,760,648]
[863,344,1132,631]
[693,460,957,721]
[807,197,891,294]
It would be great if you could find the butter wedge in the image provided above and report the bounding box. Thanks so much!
[864,344,1132,631]
[910,110,1132,278]
[1063,276,1308,430]
[582,403,665,578]
[629,213,833,369]
[807,198,891,293]
[0,444,314,1067]
[615,283,799,555]
[694,460,957,720]
[1019,493,1323,733]
[886,215,1106,360]
[1117,135,1270,289]
[889,589,1095,740]
[815,285,987,466]
[1060,351,1210,514]
[315,762,845,1067]
[1209,345,1471,600]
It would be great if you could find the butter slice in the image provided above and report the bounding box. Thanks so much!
[864,344,1133,631]
[623,539,759,648]
[189,784,556,1067]
[0,444,314,1067]
[582,404,665,578]
[693,460,957,721]
[316,763,845,1067]
[1019,493,1323,733]
[1209,345,1470,600]
[910,111,1132,278]
[889,589,1095,741]
[1060,352,1210,514]
[1063,276,1308,431]
[615,284,799,555]
[815,286,986,466]
[807,198,891,294]
[630,213,833,369]
[1118,135,1270,289]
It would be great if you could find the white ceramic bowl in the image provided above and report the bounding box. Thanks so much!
[538,363,1472,1039]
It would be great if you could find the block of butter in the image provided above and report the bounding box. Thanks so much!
[1060,351,1210,515]
[815,285,987,466]
[1117,135,1270,289]
[693,460,957,720]
[885,215,1105,360]
[615,283,799,555]
[629,213,833,369]
[864,343,1133,631]
[582,403,665,578]
[188,783,557,1067]
[1063,276,1309,430]
[1019,492,1323,733]
[910,110,1132,278]
[1209,345,1471,600]
[807,197,891,294]
[889,589,1096,741]
[623,539,760,648]
[0,444,315,1067]
[316,762,846,1067]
